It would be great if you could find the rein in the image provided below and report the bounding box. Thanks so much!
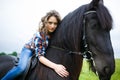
[50,46,82,55]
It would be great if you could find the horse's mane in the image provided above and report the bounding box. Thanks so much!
[51,2,113,51]
[51,5,88,51]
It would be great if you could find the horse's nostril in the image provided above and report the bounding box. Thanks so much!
[104,66,110,74]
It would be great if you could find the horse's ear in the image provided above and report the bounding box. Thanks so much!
[90,0,103,9]
[99,0,104,4]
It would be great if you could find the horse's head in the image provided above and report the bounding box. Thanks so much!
[83,0,115,80]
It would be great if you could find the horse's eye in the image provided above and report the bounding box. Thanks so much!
[90,22,97,29]
[91,22,100,30]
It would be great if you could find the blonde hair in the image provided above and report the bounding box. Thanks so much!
[38,10,61,34]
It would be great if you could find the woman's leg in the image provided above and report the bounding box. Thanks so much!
[1,47,33,80]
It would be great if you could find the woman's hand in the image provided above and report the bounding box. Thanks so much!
[39,56,69,77]
[53,64,69,77]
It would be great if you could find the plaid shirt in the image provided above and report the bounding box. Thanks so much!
[25,32,49,56]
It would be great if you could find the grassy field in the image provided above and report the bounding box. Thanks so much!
[79,59,120,80]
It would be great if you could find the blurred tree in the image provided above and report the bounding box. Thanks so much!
[0,52,6,55]
[8,51,18,56]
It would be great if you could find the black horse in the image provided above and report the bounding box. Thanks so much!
[0,0,115,80]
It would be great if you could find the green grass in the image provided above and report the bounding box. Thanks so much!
[79,59,120,80]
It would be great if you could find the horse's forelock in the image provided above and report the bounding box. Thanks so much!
[96,4,113,31]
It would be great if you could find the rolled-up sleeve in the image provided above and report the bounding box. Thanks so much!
[34,36,46,56]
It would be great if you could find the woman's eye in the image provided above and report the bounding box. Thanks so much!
[48,22,52,24]
[47,22,57,25]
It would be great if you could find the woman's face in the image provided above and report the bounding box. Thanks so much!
[45,16,58,33]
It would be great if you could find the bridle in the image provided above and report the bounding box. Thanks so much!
[82,10,99,76]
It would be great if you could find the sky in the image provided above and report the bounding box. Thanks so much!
[0,0,120,58]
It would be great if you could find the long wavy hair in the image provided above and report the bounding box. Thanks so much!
[38,10,61,35]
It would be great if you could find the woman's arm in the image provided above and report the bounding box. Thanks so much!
[34,32,69,77]
[39,56,69,77]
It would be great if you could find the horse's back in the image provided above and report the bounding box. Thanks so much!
[0,55,17,78]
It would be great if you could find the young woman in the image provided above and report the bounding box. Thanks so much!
[2,10,69,80]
